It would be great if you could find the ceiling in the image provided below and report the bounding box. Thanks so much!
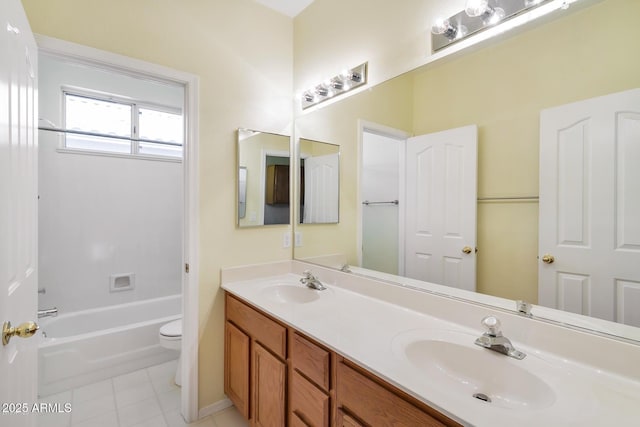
[253,0,315,17]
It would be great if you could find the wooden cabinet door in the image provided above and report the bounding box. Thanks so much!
[253,343,286,427]
[224,321,250,420]
[336,410,364,427]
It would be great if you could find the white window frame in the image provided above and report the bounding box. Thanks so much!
[60,86,184,162]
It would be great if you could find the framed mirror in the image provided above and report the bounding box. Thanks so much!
[293,0,640,343]
[298,138,340,224]
[237,128,291,227]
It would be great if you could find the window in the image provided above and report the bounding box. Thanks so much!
[63,92,183,159]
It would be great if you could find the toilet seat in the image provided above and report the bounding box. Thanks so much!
[159,319,182,351]
[159,319,183,386]
[160,319,182,338]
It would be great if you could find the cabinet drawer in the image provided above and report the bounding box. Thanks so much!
[291,370,330,427]
[336,409,364,427]
[337,361,453,427]
[291,412,310,427]
[291,332,331,391]
[226,294,287,358]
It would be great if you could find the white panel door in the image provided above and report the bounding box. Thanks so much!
[1,1,39,425]
[539,89,640,326]
[303,153,339,223]
[405,125,477,291]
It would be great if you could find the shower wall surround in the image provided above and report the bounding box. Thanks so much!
[38,54,184,313]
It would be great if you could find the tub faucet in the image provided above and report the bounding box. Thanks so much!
[474,316,526,360]
[38,307,58,319]
[300,270,326,291]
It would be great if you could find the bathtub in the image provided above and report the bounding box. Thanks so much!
[38,294,181,397]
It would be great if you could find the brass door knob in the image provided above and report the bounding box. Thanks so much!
[2,321,39,346]
[541,254,555,264]
[462,246,473,254]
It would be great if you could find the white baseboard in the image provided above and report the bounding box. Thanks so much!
[198,397,233,419]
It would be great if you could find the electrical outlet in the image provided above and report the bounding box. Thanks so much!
[295,231,303,247]
[283,232,291,248]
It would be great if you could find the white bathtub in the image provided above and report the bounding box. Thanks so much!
[38,294,181,397]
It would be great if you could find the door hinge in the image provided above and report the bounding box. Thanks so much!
[185,263,190,273]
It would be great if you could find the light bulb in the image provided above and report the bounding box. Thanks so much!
[465,0,489,17]
[484,7,505,25]
[431,17,451,35]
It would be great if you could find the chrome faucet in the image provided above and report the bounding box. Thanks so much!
[38,307,58,319]
[300,270,326,291]
[474,316,526,360]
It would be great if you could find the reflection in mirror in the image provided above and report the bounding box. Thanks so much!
[294,0,640,342]
[237,129,290,227]
[298,138,340,224]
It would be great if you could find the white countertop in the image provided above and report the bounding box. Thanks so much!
[222,270,640,427]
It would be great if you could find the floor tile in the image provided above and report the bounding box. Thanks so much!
[72,380,113,405]
[157,388,182,413]
[71,410,118,427]
[39,390,73,405]
[113,370,151,393]
[118,397,163,427]
[38,411,71,427]
[189,416,217,427]
[115,382,156,409]
[130,414,168,427]
[70,395,116,424]
[164,409,189,427]
[147,359,177,381]
[151,375,180,394]
[212,406,249,427]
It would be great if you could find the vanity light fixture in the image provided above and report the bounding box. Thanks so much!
[431,0,568,52]
[300,62,367,110]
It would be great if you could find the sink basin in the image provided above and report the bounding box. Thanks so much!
[393,330,556,410]
[260,284,322,304]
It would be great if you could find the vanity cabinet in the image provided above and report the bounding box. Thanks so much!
[224,293,460,427]
[225,294,287,426]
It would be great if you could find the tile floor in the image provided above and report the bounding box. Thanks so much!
[37,360,249,427]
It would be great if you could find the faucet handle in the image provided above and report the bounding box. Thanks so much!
[480,316,502,336]
[302,270,313,278]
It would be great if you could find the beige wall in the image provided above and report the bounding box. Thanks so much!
[21,0,293,409]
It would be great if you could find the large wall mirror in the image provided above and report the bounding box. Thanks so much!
[237,128,291,227]
[293,0,640,342]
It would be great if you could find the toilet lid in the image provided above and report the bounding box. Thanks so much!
[160,319,182,337]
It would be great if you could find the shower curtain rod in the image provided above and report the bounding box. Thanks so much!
[38,126,183,147]
[362,200,399,206]
[477,196,539,202]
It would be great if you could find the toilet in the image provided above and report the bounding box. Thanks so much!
[159,319,182,386]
